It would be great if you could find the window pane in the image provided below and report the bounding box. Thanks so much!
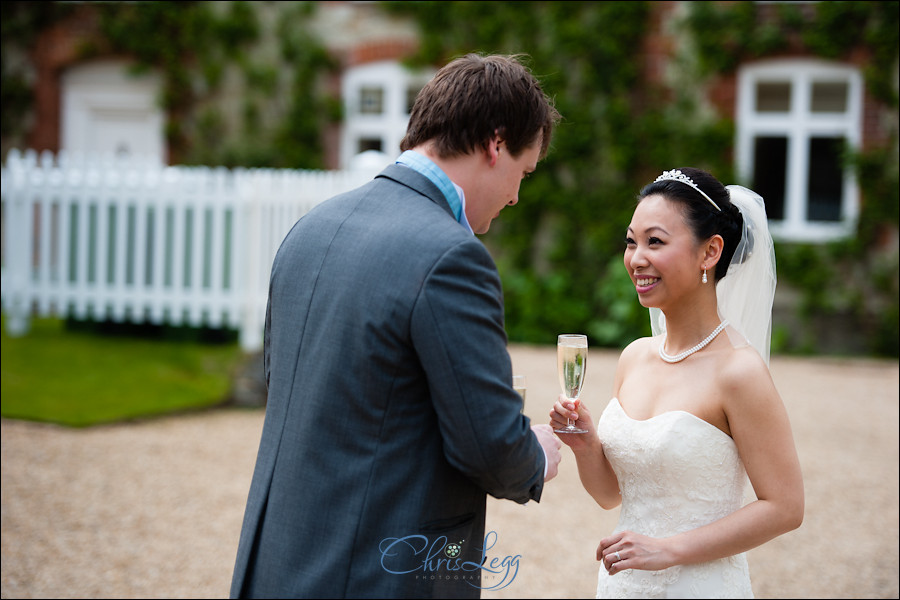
[359,87,383,115]
[755,82,791,112]
[358,138,383,153]
[807,137,844,222]
[811,81,848,113]
[752,136,787,220]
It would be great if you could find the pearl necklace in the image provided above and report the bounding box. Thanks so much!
[658,321,729,363]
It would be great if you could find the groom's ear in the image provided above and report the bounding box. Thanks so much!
[485,132,504,167]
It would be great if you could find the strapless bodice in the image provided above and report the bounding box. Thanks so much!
[599,397,748,537]
[595,398,753,598]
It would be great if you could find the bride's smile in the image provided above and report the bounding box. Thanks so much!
[624,194,710,310]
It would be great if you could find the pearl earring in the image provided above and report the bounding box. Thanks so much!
[702,269,708,284]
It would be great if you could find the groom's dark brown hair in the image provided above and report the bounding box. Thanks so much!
[400,53,560,160]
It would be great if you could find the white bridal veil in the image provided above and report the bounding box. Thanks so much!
[650,185,777,364]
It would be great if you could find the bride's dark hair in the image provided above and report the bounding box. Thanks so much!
[638,167,746,282]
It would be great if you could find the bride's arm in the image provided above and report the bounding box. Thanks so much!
[691,350,805,553]
[600,348,804,573]
[550,397,621,509]
[550,343,643,510]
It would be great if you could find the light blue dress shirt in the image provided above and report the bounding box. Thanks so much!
[395,150,473,234]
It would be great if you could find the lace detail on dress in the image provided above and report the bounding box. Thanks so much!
[595,398,754,599]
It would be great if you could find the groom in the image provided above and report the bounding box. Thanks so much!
[230,53,562,599]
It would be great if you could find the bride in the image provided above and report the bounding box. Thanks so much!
[550,168,804,598]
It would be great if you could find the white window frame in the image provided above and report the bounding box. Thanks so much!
[340,60,435,169]
[735,59,863,242]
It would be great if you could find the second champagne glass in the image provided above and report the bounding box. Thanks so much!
[555,334,588,433]
[512,375,526,413]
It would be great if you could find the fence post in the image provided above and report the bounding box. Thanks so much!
[1,149,36,336]
[238,169,264,352]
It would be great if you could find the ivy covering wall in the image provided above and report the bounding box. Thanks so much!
[93,0,341,168]
[683,0,899,357]
[384,0,737,349]
[2,1,897,356]
[383,0,899,357]
[1,1,340,168]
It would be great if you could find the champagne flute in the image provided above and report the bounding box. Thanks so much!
[555,334,588,433]
[512,375,526,412]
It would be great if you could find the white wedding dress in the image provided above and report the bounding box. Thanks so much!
[595,398,754,599]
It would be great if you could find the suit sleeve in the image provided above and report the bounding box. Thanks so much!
[410,237,546,504]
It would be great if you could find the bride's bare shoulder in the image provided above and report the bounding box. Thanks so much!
[618,335,658,365]
[613,336,657,392]
[720,345,775,392]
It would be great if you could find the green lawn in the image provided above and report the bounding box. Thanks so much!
[1,316,246,427]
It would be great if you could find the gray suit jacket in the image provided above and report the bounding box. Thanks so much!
[230,164,545,599]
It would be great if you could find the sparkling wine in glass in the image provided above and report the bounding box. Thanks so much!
[512,375,526,412]
[556,334,588,433]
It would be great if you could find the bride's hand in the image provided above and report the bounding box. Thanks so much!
[597,530,674,574]
[549,393,596,446]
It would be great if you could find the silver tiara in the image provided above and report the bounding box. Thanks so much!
[654,169,721,211]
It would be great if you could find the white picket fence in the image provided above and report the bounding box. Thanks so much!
[1,149,388,351]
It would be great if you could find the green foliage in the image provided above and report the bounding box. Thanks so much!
[683,0,789,74]
[383,0,898,356]
[849,143,900,244]
[679,0,899,356]
[0,1,75,142]
[685,0,899,107]
[774,239,899,356]
[384,0,733,346]
[1,317,243,427]
[90,0,339,168]
[2,1,895,355]
[589,255,652,348]
[1,62,32,140]
[92,1,255,160]
[804,1,899,106]
[270,2,341,169]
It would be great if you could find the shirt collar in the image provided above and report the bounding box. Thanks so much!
[395,150,473,234]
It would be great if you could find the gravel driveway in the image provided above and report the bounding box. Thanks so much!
[2,345,898,599]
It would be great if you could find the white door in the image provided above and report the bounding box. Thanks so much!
[61,60,165,162]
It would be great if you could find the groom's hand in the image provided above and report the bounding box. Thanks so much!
[531,424,562,481]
